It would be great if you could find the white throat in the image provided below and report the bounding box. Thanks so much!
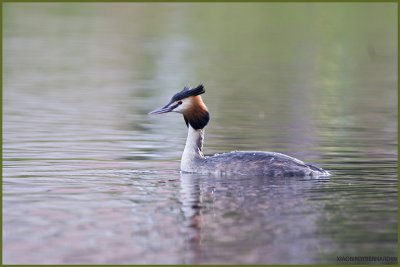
[181,125,205,172]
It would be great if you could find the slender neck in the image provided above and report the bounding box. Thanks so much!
[182,125,205,160]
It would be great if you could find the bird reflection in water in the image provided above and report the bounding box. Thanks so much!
[179,173,203,245]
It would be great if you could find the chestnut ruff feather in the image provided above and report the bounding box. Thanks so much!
[184,109,210,130]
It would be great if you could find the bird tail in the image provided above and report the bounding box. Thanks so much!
[306,163,330,177]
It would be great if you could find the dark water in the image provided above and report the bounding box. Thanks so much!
[3,3,397,264]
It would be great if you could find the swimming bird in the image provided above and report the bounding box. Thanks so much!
[149,85,329,177]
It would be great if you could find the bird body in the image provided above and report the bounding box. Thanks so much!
[150,85,329,177]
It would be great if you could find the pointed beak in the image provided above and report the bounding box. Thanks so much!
[148,104,173,115]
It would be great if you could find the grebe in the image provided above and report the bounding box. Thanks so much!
[149,85,329,177]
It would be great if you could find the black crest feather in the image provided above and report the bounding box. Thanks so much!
[171,84,205,102]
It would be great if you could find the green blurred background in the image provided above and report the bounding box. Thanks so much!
[3,3,397,264]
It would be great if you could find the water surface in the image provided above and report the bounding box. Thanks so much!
[3,3,397,264]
